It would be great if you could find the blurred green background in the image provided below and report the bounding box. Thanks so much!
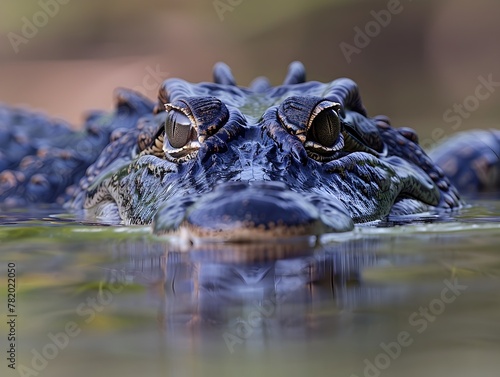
[1,0,499,148]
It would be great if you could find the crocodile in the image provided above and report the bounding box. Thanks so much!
[1,62,499,241]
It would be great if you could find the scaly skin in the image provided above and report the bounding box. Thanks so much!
[0,89,154,206]
[0,62,496,240]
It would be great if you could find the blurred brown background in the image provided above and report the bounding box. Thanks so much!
[1,0,499,148]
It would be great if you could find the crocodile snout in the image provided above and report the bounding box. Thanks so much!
[153,181,354,242]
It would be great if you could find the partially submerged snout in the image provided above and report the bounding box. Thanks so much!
[152,181,354,242]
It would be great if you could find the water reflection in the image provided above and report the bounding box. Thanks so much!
[107,237,423,351]
[2,202,500,377]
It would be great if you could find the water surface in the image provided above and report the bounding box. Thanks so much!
[1,200,500,377]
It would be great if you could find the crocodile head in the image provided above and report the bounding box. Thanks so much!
[77,62,461,241]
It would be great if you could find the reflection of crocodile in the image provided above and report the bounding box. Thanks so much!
[108,229,498,354]
[1,62,499,239]
[109,237,412,351]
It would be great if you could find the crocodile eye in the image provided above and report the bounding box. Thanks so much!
[162,107,200,162]
[304,103,344,161]
[307,109,340,148]
[139,96,229,163]
[277,97,345,162]
[165,110,194,148]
